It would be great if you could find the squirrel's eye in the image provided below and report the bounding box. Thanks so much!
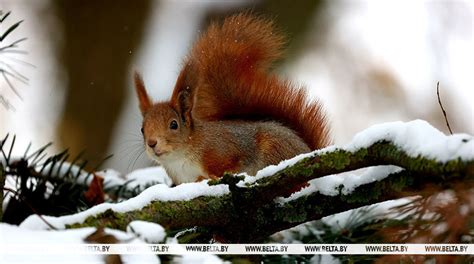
[140,127,144,134]
[169,120,178,130]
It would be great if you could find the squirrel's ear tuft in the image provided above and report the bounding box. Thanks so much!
[134,71,152,115]
[176,90,193,128]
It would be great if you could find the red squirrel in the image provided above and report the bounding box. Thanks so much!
[134,14,330,185]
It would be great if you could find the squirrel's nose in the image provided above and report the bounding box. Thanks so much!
[147,139,157,148]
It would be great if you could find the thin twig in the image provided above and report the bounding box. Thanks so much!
[3,187,57,230]
[0,164,5,221]
[436,82,453,135]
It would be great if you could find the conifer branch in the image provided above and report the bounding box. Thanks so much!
[0,10,29,111]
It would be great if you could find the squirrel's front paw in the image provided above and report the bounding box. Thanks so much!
[196,174,220,182]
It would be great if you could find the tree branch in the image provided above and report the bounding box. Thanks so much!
[62,140,473,242]
[227,141,472,206]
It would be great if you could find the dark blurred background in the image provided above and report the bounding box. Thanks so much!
[1,0,472,173]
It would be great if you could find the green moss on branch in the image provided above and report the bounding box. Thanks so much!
[63,140,473,242]
[237,141,473,204]
[68,195,234,230]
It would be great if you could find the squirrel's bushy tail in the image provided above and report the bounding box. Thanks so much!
[174,13,330,149]
[190,13,285,77]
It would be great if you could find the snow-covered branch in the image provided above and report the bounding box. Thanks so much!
[20,120,474,242]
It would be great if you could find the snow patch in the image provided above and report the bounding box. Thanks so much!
[273,198,413,244]
[0,223,159,263]
[347,120,473,162]
[127,220,166,243]
[277,166,402,203]
[126,166,173,187]
[98,166,172,191]
[322,199,413,231]
[20,181,229,230]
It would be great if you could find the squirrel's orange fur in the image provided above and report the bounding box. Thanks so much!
[135,13,330,185]
[172,13,329,149]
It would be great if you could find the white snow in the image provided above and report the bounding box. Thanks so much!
[125,166,173,187]
[236,147,336,187]
[0,223,159,263]
[174,227,198,239]
[321,199,413,232]
[238,120,473,187]
[347,120,473,162]
[95,168,123,188]
[127,220,166,243]
[272,198,413,244]
[20,181,229,230]
[97,166,172,193]
[276,165,402,203]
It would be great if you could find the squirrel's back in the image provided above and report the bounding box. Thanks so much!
[172,13,330,150]
[197,120,310,176]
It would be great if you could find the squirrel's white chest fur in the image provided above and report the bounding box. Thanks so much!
[156,151,204,184]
